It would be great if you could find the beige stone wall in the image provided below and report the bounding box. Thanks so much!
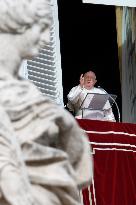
[122,7,136,123]
[116,6,123,82]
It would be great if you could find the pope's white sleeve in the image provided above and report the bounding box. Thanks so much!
[104,108,116,122]
[67,85,83,104]
[104,100,116,121]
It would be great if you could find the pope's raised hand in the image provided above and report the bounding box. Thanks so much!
[79,74,84,88]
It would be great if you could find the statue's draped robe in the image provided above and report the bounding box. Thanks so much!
[0,72,92,205]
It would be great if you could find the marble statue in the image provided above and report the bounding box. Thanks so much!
[0,0,92,205]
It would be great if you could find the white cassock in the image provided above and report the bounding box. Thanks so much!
[67,85,116,121]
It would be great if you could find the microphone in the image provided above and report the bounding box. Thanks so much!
[97,86,120,122]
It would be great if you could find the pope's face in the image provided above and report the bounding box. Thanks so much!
[84,72,97,89]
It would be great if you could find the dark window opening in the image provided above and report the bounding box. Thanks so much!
[58,0,122,121]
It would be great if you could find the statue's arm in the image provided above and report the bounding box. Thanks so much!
[0,108,37,205]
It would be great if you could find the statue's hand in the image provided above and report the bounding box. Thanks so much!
[0,166,37,205]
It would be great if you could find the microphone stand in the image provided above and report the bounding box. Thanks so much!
[98,86,121,122]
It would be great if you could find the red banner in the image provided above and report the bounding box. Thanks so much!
[77,119,136,205]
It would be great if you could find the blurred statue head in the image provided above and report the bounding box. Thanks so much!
[0,0,52,76]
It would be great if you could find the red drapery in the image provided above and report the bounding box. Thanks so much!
[77,119,136,205]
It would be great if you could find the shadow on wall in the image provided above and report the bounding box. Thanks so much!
[122,40,136,123]
[120,7,136,123]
